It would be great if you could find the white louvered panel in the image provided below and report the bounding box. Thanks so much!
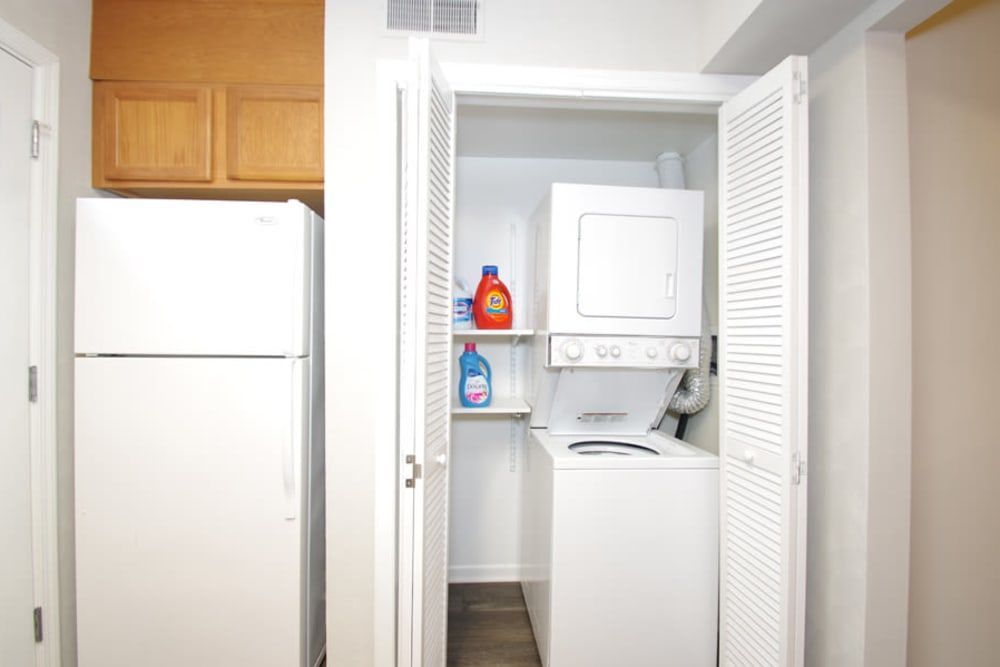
[728,204,783,229]
[727,272,783,294]
[727,284,783,303]
[398,40,454,667]
[729,219,784,247]
[719,56,809,667]
[411,40,455,667]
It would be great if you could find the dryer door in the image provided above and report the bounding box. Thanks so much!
[577,213,678,320]
[544,183,703,338]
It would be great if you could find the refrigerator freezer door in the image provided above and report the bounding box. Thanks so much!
[75,357,309,667]
[75,198,313,356]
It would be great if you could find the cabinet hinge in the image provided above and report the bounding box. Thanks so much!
[404,454,422,488]
[791,451,807,485]
[793,72,808,104]
[31,120,41,159]
[33,607,43,643]
[28,366,38,403]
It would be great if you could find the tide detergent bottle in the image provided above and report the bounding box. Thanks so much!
[473,265,513,329]
[458,343,492,408]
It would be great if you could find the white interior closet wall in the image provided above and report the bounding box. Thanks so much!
[449,156,659,582]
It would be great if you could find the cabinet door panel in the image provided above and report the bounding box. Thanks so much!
[97,82,212,182]
[226,85,323,182]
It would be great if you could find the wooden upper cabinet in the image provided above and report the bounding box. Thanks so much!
[226,86,323,182]
[95,82,212,182]
[90,0,324,205]
[91,0,323,85]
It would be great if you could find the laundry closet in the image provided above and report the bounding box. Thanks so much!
[393,43,808,667]
[449,104,720,568]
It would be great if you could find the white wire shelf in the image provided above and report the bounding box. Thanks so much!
[452,328,535,344]
[451,398,532,417]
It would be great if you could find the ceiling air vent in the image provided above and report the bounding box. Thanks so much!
[387,0,482,38]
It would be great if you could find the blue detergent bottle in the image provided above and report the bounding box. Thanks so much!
[458,343,492,408]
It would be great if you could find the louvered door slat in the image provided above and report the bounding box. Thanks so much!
[718,56,809,667]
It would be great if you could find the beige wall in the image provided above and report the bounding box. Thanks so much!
[0,1,96,665]
[907,1,1000,664]
[807,1,915,664]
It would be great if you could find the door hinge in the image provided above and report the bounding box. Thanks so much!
[28,366,38,403]
[31,120,41,159]
[793,72,808,104]
[404,454,423,488]
[791,451,807,485]
[33,607,43,643]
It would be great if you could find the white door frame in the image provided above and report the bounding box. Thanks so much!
[376,60,754,667]
[0,17,61,667]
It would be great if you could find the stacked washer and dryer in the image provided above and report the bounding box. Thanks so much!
[521,183,719,666]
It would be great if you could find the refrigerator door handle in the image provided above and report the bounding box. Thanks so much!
[284,360,304,520]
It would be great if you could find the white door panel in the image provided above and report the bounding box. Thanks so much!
[398,39,454,667]
[75,199,312,356]
[577,214,679,319]
[0,48,36,667]
[718,55,809,667]
[75,357,307,667]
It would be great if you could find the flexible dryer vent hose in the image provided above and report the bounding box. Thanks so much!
[668,309,711,415]
[655,151,710,416]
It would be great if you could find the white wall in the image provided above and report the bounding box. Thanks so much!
[906,1,1000,663]
[698,0,763,70]
[806,2,914,665]
[449,157,660,582]
[700,0,889,74]
[325,3,703,663]
[0,2,95,665]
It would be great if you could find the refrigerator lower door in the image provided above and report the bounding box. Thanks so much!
[75,357,311,667]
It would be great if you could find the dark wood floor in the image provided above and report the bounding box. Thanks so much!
[448,583,542,666]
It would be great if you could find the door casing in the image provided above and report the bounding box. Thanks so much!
[376,60,754,667]
[0,17,61,667]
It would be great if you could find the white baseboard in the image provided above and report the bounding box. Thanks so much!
[448,563,521,584]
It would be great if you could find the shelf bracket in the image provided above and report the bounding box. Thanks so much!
[509,220,519,473]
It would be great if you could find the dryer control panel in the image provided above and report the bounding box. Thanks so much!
[548,334,699,369]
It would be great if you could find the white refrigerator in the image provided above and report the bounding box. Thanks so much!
[73,198,325,667]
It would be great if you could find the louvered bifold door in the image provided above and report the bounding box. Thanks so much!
[718,56,809,667]
[399,39,455,667]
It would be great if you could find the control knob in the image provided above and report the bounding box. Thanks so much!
[610,345,621,358]
[595,345,608,358]
[562,339,584,362]
[670,343,692,363]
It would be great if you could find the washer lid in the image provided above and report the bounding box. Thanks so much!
[532,429,719,470]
